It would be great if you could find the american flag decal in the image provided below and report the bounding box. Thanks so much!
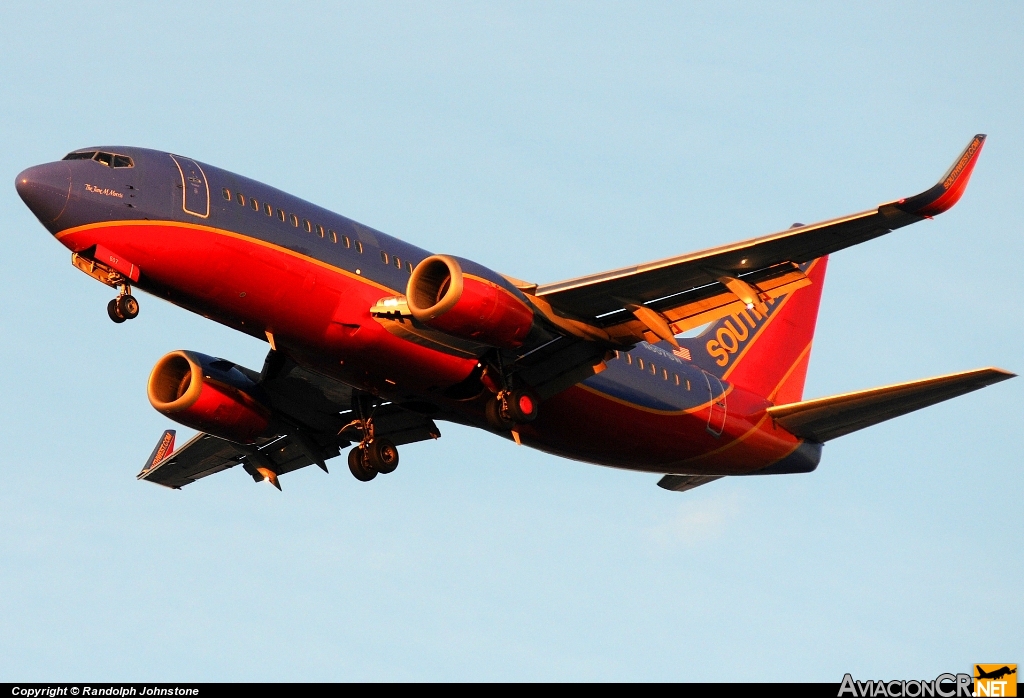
[673,347,692,361]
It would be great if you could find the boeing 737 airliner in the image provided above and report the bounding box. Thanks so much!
[15,135,1013,492]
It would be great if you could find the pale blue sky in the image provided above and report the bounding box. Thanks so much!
[1,1,1020,681]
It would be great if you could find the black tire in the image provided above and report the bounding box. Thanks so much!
[366,438,399,474]
[107,298,126,323]
[507,389,539,423]
[485,396,514,430]
[348,447,376,481]
[117,294,139,319]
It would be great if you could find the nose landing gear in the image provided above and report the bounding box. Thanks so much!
[107,285,139,323]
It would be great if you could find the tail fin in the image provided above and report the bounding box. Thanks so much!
[676,256,828,402]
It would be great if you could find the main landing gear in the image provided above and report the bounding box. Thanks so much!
[347,437,399,482]
[106,284,139,323]
[481,352,540,431]
[485,387,539,430]
[342,395,400,482]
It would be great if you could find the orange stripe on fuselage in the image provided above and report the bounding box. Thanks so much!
[55,219,478,394]
[519,380,803,475]
[55,219,394,293]
[575,381,728,416]
[56,219,807,475]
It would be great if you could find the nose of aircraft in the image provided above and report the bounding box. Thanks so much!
[16,162,72,224]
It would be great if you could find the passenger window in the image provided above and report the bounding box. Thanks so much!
[251,198,259,211]
[394,256,402,269]
[686,380,691,390]
[662,368,669,380]
[342,235,351,248]
[303,219,312,233]
[95,152,113,167]
[277,209,285,221]
[637,358,644,370]
[650,363,656,375]
[238,194,246,206]
[626,354,632,365]
[222,188,231,201]
[406,261,413,273]
[330,230,337,243]
[112,155,133,168]
[290,214,299,227]
[316,224,325,238]
[380,251,389,264]
[674,374,680,386]
[356,241,363,254]
[264,203,273,216]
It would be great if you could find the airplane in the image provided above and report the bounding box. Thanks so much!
[14,134,1014,492]
[975,666,1016,681]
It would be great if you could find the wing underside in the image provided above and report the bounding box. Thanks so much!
[138,401,442,489]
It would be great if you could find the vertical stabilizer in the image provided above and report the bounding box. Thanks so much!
[675,257,828,403]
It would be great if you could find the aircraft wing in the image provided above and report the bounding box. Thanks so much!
[532,135,986,341]
[138,431,268,489]
[138,401,442,490]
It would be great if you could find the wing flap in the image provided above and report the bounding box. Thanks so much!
[601,263,811,342]
[767,367,1014,443]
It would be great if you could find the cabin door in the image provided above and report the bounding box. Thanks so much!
[702,370,727,437]
[170,154,209,218]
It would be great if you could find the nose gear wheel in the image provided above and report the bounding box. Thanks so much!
[107,284,139,323]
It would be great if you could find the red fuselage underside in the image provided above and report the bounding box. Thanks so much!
[57,220,807,476]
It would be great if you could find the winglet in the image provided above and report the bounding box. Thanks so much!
[896,134,986,216]
[139,429,175,478]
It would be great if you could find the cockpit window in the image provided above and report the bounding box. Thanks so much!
[62,151,134,167]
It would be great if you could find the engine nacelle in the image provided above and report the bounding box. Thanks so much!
[147,350,272,444]
[406,255,534,348]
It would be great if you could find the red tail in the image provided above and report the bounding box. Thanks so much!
[676,257,828,404]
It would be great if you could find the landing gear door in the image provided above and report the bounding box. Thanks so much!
[170,154,210,218]
[702,370,727,437]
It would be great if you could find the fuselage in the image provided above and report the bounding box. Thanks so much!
[16,146,819,476]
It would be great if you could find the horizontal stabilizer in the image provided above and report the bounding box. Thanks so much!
[657,474,722,492]
[767,367,1014,443]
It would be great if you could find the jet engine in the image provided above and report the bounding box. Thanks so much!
[147,350,272,444]
[406,255,535,348]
